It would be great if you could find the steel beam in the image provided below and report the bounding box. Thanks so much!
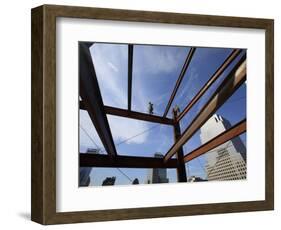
[184,119,246,162]
[80,103,175,125]
[79,100,86,110]
[177,49,242,122]
[172,109,187,182]
[80,153,179,168]
[128,44,133,111]
[79,42,117,156]
[164,55,246,162]
[163,47,196,117]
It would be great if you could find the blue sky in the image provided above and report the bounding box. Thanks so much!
[79,43,246,186]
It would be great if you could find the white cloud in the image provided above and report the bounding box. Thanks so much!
[79,110,104,152]
[107,61,119,73]
[90,44,127,108]
[131,46,188,114]
[87,43,150,145]
[134,46,187,76]
[83,44,188,146]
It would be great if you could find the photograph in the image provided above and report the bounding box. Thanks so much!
[79,42,247,187]
[30,4,274,224]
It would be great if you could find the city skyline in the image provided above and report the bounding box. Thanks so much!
[81,112,246,186]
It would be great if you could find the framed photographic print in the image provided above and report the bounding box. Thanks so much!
[31,4,274,225]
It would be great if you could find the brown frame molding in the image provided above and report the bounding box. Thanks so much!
[31,4,274,225]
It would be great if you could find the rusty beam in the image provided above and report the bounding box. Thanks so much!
[79,42,117,156]
[172,109,187,182]
[80,103,175,125]
[80,153,179,168]
[177,49,243,122]
[79,100,86,110]
[184,119,246,162]
[163,47,196,117]
[128,44,134,111]
[105,106,174,125]
[164,55,246,162]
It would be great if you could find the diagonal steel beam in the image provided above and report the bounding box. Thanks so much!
[163,54,246,162]
[128,44,134,111]
[79,42,117,156]
[80,153,179,168]
[163,47,196,117]
[177,49,242,122]
[184,119,246,163]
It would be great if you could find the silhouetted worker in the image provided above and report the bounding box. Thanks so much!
[172,105,180,118]
[148,102,154,115]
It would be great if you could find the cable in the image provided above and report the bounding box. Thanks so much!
[80,97,246,183]
[115,124,160,147]
[80,124,133,183]
[79,124,100,149]
[91,95,246,152]
[116,168,133,182]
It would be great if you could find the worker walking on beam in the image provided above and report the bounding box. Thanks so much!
[148,101,154,115]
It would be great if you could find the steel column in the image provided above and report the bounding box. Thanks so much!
[164,55,246,162]
[172,108,188,182]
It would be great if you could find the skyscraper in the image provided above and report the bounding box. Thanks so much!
[79,167,92,186]
[147,153,169,184]
[79,148,99,186]
[200,114,246,181]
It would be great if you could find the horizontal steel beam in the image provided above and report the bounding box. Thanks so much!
[164,55,246,162]
[80,102,174,125]
[177,49,242,122]
[163,47,196,117]
[79,42,117,156]
[80,153,179,168]
[105,106,175,125]
[184,119,246,162]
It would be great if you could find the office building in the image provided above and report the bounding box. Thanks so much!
[200,114,247,181]
[78,148,99,186]
[79,167,92,186]
[147,153,169,184]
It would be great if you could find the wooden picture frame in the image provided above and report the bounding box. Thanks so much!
[31,4,274,225]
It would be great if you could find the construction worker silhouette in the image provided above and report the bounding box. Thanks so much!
[148,102,154,114]
[173,105,180,114]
